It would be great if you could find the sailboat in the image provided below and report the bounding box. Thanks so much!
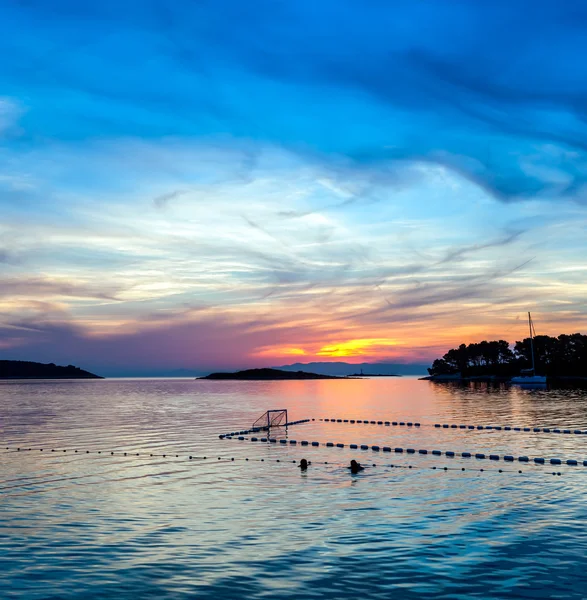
[511,312,547,385]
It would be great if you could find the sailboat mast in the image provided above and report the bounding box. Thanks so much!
[528,312,535,373]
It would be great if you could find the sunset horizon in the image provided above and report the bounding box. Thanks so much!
[2,2,587,376]
[3,2,587,599]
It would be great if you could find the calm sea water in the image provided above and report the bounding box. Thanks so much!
[2,377,587,599]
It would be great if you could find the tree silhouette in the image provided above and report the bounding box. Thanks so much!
[428,334,587,377]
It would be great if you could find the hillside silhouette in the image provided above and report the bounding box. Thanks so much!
[0,360,103,379]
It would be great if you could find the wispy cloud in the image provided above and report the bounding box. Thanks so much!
[1,2,587,371]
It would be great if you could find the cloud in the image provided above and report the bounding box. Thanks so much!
[153,189,187,208]
[3,2,587,201]
[1,1,587,372]
[0,277,120,301]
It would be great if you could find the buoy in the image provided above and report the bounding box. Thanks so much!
[564,430,571,434]
[418,449,428,455]
[468,425,475,429]
[415,423,421,427]
[301,441,308,446]
[432,450,441,455]
[290,440,297,444]
[270,439,277,443]
[519,456,529,462]
[459,425,466,429]
[504,455,514,461]
[533,428,541,432]
[450,425,457,429]
[443,424,449,428]
[407,448,415,454]
[392,422,398,425]
[494,426,502,431]
[350,444,358,449]
[475,453,486,459]
[504,427,511,431]
[534,458,545,464]
[350,420,355,423]
[543,428,551,433]
[477,426,484,430]
[280,440,287,444]
[372,446,380,451]
[385,421,390,426]
[382,447,391,452]
[574,430,582,435]
[394,448,403,453]
[377,421,383,425]
[445,451,455,457]
[326,442,334,447]
[489,455,500,460]
[407,422,413,426]
[514,427,521,431]
[260,438,267,442]
[361,445,369,450]
[399,422,405,426]
[462,452,471,458]
[311,442,319,446]
[336,443,345,448]
[434,424,440,428]
[550,458,562,465]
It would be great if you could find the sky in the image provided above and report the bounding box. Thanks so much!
[1,0,587,375]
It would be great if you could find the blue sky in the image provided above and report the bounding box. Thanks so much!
[1,0,587,375]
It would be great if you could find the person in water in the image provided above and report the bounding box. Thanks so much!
[299,459,310,471]
[348,459,365,474]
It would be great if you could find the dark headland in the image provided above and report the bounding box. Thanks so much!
[0,360,103,379]
[198,368,348,380]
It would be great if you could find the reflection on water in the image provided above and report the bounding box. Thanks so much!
[1,377,587,599]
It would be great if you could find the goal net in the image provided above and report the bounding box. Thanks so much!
[252,409,288,431]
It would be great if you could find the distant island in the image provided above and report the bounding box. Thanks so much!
[0,360,103,379]
[198,368,347,380]
[425,333,587,381]
[273,361,428,376]
[349,372,400,377]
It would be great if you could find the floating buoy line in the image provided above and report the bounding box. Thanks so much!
[218,418,311,439]
[0,446,565,477]
[220,435,587,467]
[219,416,587,440]
[317,417,587,435]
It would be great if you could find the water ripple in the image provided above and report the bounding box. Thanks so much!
[2,378,587,598]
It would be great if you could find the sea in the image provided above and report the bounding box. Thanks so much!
[2,377,587,599]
